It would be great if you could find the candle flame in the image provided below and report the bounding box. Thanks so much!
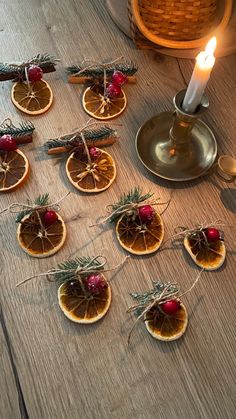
[205,37,217,56]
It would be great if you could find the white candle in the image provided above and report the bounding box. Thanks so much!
[182,37,217,114]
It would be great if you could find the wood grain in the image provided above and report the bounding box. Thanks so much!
[0,0,235,418]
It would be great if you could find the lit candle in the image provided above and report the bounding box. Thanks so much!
[182,37,217,114]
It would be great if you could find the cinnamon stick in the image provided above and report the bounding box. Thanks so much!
[47,136,117,155]
[13,134,33,145]
[68,75,136,84]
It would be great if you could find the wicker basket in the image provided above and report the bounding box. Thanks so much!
[128,0,233,49]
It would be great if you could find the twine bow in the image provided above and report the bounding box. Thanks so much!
[127,269,203,345]
[73,56,124,97]
[0,191,70,216]
[16,255,129,287]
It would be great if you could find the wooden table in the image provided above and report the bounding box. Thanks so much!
[0,1,235,418]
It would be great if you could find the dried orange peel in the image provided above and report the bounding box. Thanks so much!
[0,149,29,192]
[17,212,66,258]
[144,302,188,341]
[82,86,127,120]
[66,148,116,193]
[116,211,164,255]
[58,274,111,323]
[11,79,53,115]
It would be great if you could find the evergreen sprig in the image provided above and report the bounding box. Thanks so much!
[130,281,179,317]
[16,193,50,223]
[109,187,153,222]
[54,256,105,284]
[0,120,35,137]
[67,61,138,78]
[45,126,116,150]
[0,54,58,81]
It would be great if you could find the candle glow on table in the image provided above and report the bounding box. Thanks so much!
[182,37,217,114]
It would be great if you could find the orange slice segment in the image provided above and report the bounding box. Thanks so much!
[0,149,29,192]
[17,212,66,258]
[66,148,116,192]
[144,303,188,341]
[58,275,111,323]
[184,236,226,270]
[82,86,127,120]
[116,211,164,255]
[11,80,53,115]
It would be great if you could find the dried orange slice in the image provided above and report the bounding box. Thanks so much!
[184,236,226,270]
[0,149,29,192]
[58,275,111,323]
[66,148,116,192]
[11,80,53,115]
[116,211,164,255]
[17,211,66,258]
[82,86,127,120]
[144,303,188,341]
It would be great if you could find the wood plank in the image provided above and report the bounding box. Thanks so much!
[0,306,22,419]
[0,0,235,418]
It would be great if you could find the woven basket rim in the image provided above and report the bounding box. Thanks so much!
[130,0,233,49]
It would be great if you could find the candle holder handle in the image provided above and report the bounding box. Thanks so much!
[136,89,217,181]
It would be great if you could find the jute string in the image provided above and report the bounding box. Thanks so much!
[16,255,129,287]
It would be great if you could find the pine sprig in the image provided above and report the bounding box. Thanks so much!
[45,126,116,150]
[109,187,153,222]
[0,54,58,81]
[0,120,35,137]
[16,193,50,223]
[54,256,105,284]
[67,61,138,78]
[130,281,179,317]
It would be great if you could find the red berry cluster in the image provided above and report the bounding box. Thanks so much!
[0,135,18,152]
[43,210,58,226]
[27,65,43,82]
[85,274,108,295]
[138,205,154,224]
[105,70,127,99]
[205,227,221,243]
[160,299,180,315]
[89,147,101,160]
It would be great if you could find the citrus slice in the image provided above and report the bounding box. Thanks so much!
[66,148,116,193]
[11,80,53,115]
[82,85,127,120]
[116,211,164,255]
[17,211,66,258]
[144,303,188,341]
[184,236,226,270]
[58,275,111,323]
[0,149,29,192]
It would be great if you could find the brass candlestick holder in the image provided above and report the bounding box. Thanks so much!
[136,90,217,181]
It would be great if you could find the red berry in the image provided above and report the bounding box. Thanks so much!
[44,210,58,226]
[105,83,122,98]
[89,147,101,159]
[86,274,107,295]
[0,135,17,152]
[160,300,180,315]
[111,70,127,86]
[138,205,154,224]
[27,65,43,82]
[205,228,220,243]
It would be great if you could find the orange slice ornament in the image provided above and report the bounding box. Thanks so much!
[0,120,35,192]
[0,193,68,258]
[0,54,58,115]
[66,59,138,120]
[127,273,202,344]
[181,225,226,270]
[92,188,165,255]
[44,122,118,194]
[16,255,128,324]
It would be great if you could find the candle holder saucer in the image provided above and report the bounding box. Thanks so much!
[136,90,217,182]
